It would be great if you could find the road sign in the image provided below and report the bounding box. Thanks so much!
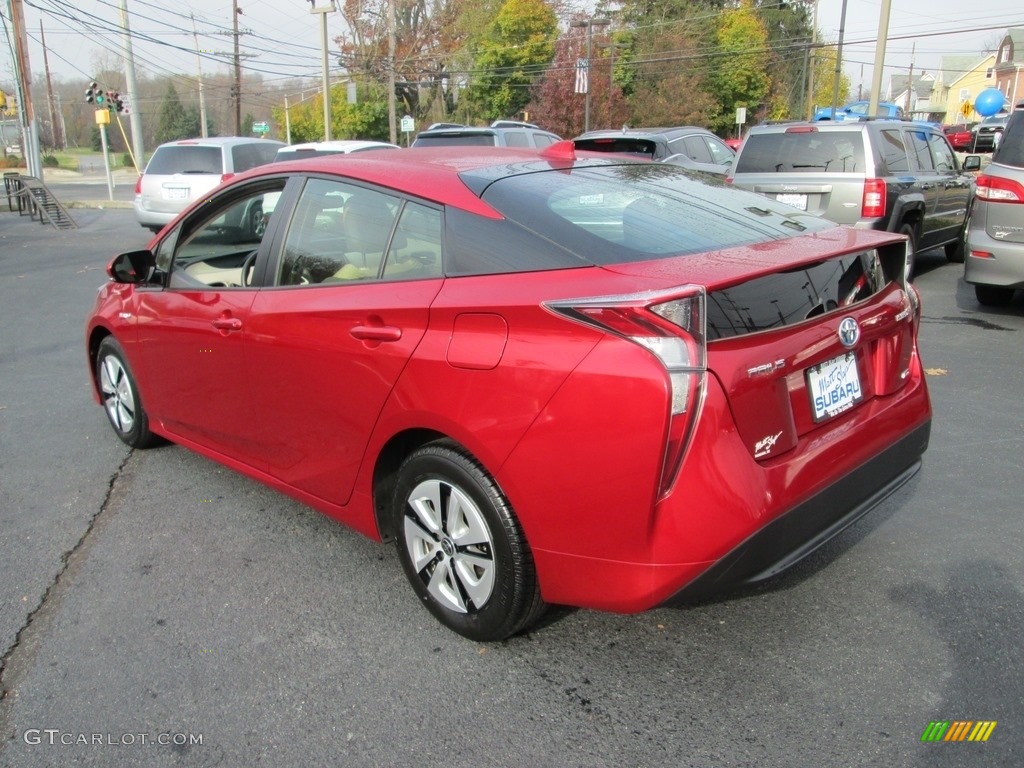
[400,115,415,133]
[252,121,269,135]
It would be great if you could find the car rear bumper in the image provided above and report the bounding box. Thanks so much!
[662,420,929,605]
[965,226,1024,288]
[133,199,178,228]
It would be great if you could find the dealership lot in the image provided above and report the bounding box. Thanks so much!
[1,210,1021,766]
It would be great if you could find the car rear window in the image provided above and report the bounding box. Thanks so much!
[574,138,659,160]
[735,130,866,173]
[145,146,222,175]
[231,142,281,173]
[413,134,497,147]
[473,162,834,265]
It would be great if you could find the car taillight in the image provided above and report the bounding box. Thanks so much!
[975,174,1024,203]
[546,287,707,496]
[134,175,142,195]
[862,178,886,218]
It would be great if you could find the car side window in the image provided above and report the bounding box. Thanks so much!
[679,136,714,164]
[383,202,443,280]
[906,130,935,172]
[879,130,910,173]
[276,178,400,286]
[505,132,530,148]
[705,137,734,165]
[165,185,283,290]
[928,133,956,172]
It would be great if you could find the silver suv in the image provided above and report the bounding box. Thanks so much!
[965,100,1024,306]
[412,120,560,149]
[135,137,284,232]
[727,120,979,278]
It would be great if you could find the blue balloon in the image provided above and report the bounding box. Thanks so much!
[975,88,1007,117]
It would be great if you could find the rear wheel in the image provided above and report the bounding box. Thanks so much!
[392,441,545,641]
[899,223,918,282]
[96,337,157,448]
[974,284,1015,307]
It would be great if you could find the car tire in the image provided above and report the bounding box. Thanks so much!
[249,201,265,239]
[945,220,967,264]
[392,441,545,641]
[96,337,158,448]
[899,223,917,282]
[974,284,1015,307]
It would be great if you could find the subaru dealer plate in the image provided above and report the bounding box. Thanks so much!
[776,193,807,210]
[806,352,863,422]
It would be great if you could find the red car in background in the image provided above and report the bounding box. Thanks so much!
[86,145,932,641]
[943,123,976,152]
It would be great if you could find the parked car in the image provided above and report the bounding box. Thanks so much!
[134,137,284,233]
[273,140,399,161]
[573,126,735,175]
[971,113,1009,152]
[964,100,1024,306]
[942,123,976,152]
[88,143,932,641]
[727,120,979,279]
[412,120,560,148]
[814,101,906,122]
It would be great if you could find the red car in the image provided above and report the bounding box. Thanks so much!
[942,123,975,152]
[86,144,932,640]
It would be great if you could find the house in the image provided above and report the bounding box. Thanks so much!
[887,72,939,122]
[992,28,1024,108]
[935,54,997,124]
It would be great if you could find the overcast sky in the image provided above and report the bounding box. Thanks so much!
[5,0,1024,101]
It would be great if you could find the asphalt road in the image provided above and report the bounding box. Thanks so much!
[0,210,1021,767]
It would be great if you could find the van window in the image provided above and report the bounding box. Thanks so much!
[145,146,221,175]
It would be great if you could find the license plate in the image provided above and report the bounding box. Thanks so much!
[806,352,863,422]
[776,193,807,210]
[164,187,189,200]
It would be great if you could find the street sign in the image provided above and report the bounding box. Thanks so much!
[252,121,269,135]
[400,115,415,133]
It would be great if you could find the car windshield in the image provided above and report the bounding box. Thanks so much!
[734,131,866,173]
[145,146,222,175]
[414,134,496,147]
[475,162,834,264]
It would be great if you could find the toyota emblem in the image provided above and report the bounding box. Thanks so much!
[838,317,860,348]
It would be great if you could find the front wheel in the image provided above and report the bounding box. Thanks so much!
[392,442,545,641]
[96,337,157,448]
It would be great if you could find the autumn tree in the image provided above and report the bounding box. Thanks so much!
[705,1,770,133]
[462,0,558,122]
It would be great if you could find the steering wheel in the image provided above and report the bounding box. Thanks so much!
[240,249,259,287]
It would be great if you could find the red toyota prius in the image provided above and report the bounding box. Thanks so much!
[86,144,931,641]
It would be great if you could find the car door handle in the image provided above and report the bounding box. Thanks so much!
[211,317,243,331]
[350,324,402,342]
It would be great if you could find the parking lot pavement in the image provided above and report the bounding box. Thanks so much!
[0,218,1021,767]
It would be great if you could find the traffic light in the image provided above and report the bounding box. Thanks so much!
[85,81,98,104]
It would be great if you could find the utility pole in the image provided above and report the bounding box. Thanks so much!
[805,0,819,119]
[905,42,916,116]
[40,22,62,149]
[284,94,291,144]
[233,0,242,135]
[387,0,396,144]
[11,0,43,177]
[868,0,892,118]
[191,14,209,138]
[309,1,336,142]
[830,0,848,117]
[119,0,145,169]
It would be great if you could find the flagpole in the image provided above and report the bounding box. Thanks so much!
[571,17,610,133]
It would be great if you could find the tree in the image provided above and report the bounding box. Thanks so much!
[463,0,558,121]
[755,0,814,119]
[155,83,202,143]
[706,1,770,133]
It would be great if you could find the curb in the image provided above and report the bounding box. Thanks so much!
[65,200,135,210]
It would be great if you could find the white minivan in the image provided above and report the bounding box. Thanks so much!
[134,137,284,232]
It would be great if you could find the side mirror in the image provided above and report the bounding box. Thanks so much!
[962,155,982,172]
[107,249,156,284]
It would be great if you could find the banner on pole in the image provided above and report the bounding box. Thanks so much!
[575,58,589,94]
